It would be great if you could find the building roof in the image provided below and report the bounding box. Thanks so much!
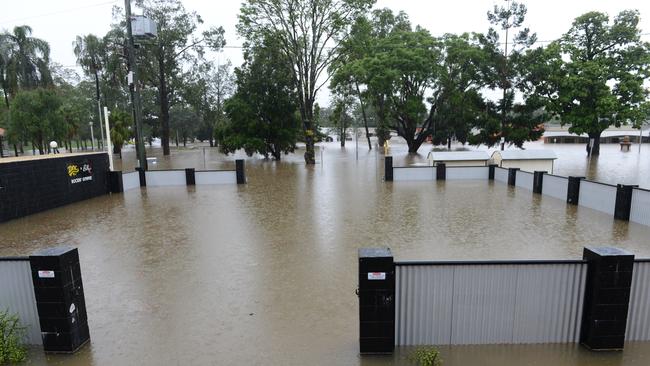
[543,130,649,138]
[492,149,558,160]
[427,151,490,161]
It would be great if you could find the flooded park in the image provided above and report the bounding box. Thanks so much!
[2,140,650,365]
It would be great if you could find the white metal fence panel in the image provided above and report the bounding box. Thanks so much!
[393,167,435,181]
[627,261,650,341]
[122,171,140,191]
[515,171,534,191]
[396,266,454,345]
[578,181,617,215]
[446,167,489,180]
[630,189,650,227]
[495,167,508,183]
[0,260,42,345]
[145,170,186,186]
[542,175,568,201]
[195,171,237,185]
[395,262,587,346]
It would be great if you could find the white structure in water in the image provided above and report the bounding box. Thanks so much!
[490,150,557,173]
[427,151,491,167]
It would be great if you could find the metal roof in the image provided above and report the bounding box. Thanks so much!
[428,151,491,161]
[543,130,649,138]
[492,149,558,160]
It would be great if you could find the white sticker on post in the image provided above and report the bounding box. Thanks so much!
[38,270,55,278]
[367,272,386,280]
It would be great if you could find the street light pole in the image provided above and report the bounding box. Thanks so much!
[125,0,147,170]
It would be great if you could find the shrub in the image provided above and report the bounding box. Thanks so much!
[0,309,27,364]
[409,346,442,366]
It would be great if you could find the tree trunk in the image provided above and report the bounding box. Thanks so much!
[0,136,4,158]
[447,137,452,150]
[158,57,171,156]
[13,144,18,157]
[588,132,602,156]
[183,136,186,147]
[300,97,316,164]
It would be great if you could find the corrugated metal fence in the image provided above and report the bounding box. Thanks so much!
[542,174,568,201]
[0,258,42,345]
[578,180,617,215]
[446,167,489,180]
[630,188,650,227]
[626,260,650,341]
[495,167,508,183]
[515,171,534,190]
[395,261,587,346]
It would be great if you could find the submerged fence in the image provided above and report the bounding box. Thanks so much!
[109,159,246,193]
[384,158,650,229]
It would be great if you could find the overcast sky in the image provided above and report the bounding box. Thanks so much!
[2,0,650,105]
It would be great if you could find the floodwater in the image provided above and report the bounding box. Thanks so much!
[2,139,650,365]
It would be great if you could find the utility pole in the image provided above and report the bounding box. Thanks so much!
[500,0,511,151]
[125,0,147,170]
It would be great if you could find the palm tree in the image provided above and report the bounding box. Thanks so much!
[0,25,51,156]
[74,34,106,150]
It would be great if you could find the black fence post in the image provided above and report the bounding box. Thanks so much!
[488,164,497,180]
[185,168,196,186]
[107,171,123,193]
[358,248,395,354]
[436,163,446,181]
[508,168,519,186]
[236,159,246,184]
[580,247,634,351]
[384,157,393,182]
[136,167,146,187]
[29,247,90,353]
[533,171,545,194]
[567,176,584,205]
[614,184,637,221]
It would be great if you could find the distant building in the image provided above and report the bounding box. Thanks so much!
[542,123,650,144]
[490,150,557,174]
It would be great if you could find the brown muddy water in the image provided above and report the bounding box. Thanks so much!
[2,140,650,365]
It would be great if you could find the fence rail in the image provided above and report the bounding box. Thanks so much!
[393,167,435,181]
[395,262,587,346]
[542,174,568,201]
[0,259,41,345]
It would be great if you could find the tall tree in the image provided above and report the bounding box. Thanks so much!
[522,10,650,155]
[238,0,375,164]
[431,33,490,149]
[485,1,537,149]
[217,36,300,160]
[330,9,411,148]
[136,0,225,155]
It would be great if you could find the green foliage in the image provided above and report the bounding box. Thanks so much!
[9,88,63,153]
[0,309,28,364]
[408,346,442,366]
[521,9,650,155]
[136,0,225,155]
[218,36,300,160]
[109,108,133,154]
[238,0,375,163]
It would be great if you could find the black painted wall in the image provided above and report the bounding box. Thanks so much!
[0,153,109,223]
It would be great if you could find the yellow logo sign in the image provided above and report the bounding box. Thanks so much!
[67,164,80,177]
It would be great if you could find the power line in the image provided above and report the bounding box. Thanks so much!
[0,0,117,26]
